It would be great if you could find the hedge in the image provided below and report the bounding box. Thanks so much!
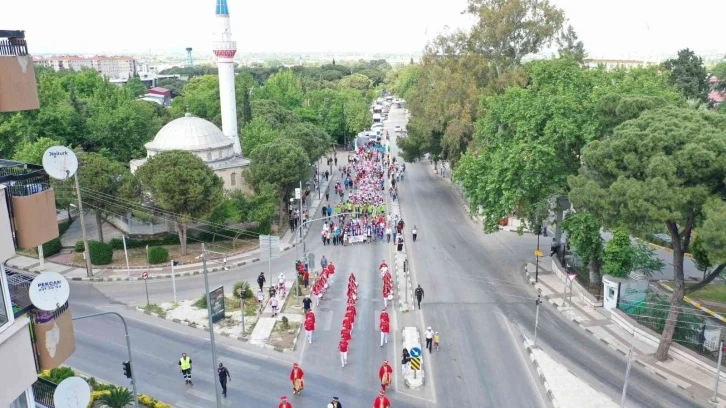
[88,240,113,265]
[74,240,84,252]
[108,234,186,250]
[147,246,169,264]
[41,238,62,257]
[58,218,74,236]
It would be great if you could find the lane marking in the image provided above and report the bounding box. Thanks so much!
[502,317,549,408]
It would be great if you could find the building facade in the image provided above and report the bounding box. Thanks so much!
[34,55,137,79]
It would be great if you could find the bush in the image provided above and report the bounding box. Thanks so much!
[88,240,113,265]
[41,238,62,257]
[40,366,76,383]
[281,316,290,330]
[233,281,253,299]
[98,387,133,408]
[109,234,191,250]
[58,218,73,236]
[194,295,207,309]
[74,240,85,252]
[147,246,169,264]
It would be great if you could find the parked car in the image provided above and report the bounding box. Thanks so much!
[394,125,402,132]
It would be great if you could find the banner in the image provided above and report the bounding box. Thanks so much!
[210,286,225,324]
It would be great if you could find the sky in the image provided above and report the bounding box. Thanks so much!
[1,0,725,60]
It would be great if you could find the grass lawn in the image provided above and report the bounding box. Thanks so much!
[686,282,726,304]
[70,239,257,267]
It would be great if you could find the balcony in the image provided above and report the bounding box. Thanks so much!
[32,377,57,408]
[5,267,34,318]
[0,29,40,112]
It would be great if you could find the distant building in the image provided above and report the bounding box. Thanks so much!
[141,87,172,106]
[34,55,137,79]
[708,76,725,107]
[584,59,658,70]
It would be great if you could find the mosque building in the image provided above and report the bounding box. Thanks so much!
[130,0,248,190]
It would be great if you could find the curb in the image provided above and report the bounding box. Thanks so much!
[136,307,299,353]
[522,339,559,408]
[657,281,726,324]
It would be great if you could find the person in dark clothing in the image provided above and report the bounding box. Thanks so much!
[330,396,343,408]
[415,284,424,309]
[334,157,338,166]
[217,363,231,397]
[257,272,266,291]
[302,295,312,314]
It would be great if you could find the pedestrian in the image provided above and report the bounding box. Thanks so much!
[256,289,264,313]
[373,390,391,408]
[321,255,328,269]
[380,313,390,347]
[396,234,404,252]
[178,353,193,385]
[303,270,310,289]
[334,157,338,166]
[415,284,424,309]
[217,363,231,398]
[425,326,434,352]
[401,348,410,374]
[339,335,349,367]
[385,226,391,243]
[434,331,440,351]
[330,396,343,408]
[378,360,393,391]
[322,205,328,218]
[412,225,418,242]
[290,363,305,394]
[304,312,315,344]
[325,185,330,200]
[257,272,266,291]
[278,396,293,408]
[302,294,312,314]
[271,296,279,317]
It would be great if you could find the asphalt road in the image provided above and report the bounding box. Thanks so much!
[386,106,705,408]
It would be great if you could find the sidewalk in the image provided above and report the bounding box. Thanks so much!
[248,281,305,352]
[525,262,726,407]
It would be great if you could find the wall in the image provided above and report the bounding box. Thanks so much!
[0,317,39,407]
[214,167,252,193]
[0,186,15,262]
[0,55,40,112]
[12,189,59,249]
[551,258,602,307]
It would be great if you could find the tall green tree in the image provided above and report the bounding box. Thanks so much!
[246,138,311,225]
[253,70,303,111]
[690,235,712,280]
[562,212,604,285]
[136,151,224,255]
[568,107,726,360]
[661,48,709,102]
[240,117,283,155]
[12,137,62,164]
[170,75,222,125]
[124,77,147,97]
[556,25,586,63]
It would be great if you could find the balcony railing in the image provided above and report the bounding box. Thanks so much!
[32,378,57,408]
[0,30,28,57]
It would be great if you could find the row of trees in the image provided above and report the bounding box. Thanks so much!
[395,0,726,361]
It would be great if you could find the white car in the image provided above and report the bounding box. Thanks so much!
[394,126,402,132]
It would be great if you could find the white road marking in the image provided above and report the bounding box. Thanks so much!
[503,317,549,408]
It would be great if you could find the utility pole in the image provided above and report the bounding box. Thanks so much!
[122,236,131,277]
[201,244,223,408]
[535,231,540,283]
[711,340,724,404]
[74,172,93,277]
[298,181,303,239]
[621,347,634,408]
[534,295,541,347]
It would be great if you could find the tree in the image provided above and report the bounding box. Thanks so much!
[235,73,256,126]
[157,78,187,97]
[135,151,224,255]
[240,117,283,155]
[170,75,221,125]
[602,228,634,277]
[568,107,726,360]
[284,122,332,163]
[337,73,372,91]
[76,152,134,243]
[557,25,586,63]
[246,138,311,225]
[562,212,604,286]
[12,137,62,164]
[711,61,726,81]
[124,77,147,97]
[661,48,709,102]
[253,70,303,111]
[464,0,565,76]
[691,235,712,280]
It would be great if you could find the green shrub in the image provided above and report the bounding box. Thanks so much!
[194,295,207,309]
[109,235,190,250]
[147,246,169,264]
[74,240,85,252]
[281,316,290,330]
[58,218,73,236]
[98,387,133,408]
[88,240,113,265]
[233,281,253,299]
[42,366,76,383]
[41,238,62,257]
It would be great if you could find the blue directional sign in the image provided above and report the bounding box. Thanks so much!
[410,347,422,358]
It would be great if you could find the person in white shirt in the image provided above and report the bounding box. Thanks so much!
[270,296,279,317]
[277,273,286,296]
[424,327,434,353]
[385,226,392,243]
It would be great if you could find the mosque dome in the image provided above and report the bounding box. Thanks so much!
[145,113,234,153]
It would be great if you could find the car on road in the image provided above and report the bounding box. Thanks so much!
[394,125,402,132]
[372,122,383,129]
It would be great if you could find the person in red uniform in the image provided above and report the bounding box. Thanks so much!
[279,396,293,408]
[339,335,349,367]
[372,390,391,408]
[380,308,389,325]
[345,307,356,325]
[290,363,304,394]
[342,316,353,331]
[341,327,352,342]
[379,260,388,270]
[304,314,315,344]
[378,360,393,391]
[380,314,390,347]
[328,262,336,275]
[349,273,358,287]
[347,284,357,301]
[305,310,316,324]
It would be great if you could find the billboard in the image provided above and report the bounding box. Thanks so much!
[210,286,225,324]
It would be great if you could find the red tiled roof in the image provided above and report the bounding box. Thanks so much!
[709,76,720,84]
[709,90,725,103]
[147,87,170,95]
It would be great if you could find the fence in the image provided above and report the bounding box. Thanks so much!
[0,38,28,57]
[617,295,724,362]
[32,378,57,408]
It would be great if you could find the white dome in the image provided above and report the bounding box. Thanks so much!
[146,113,234,152]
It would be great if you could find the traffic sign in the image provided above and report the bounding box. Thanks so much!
[141,271,149,280]
[409,346,422,358]
[410,357,421,370]
[534,249,544,257]
[567,273,577,282]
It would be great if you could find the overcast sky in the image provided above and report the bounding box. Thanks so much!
[2,0,724,60]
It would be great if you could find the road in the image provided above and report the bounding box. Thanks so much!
[386,106,704,408]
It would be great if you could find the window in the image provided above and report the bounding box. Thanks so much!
[218,150,223,159]
[0,264,13,331]
[207,152,212,161]
[8,389,31,408]
[230,173,236,186]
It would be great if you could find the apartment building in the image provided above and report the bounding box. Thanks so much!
[35,55,137,79]
[583,58,659,70]
[1,30,76,408]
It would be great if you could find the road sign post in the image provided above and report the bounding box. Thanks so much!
[142,271,149,306]
[170,260,177,303]
[534,295,541,347]
[711,341,725,404]
[567,273,577,307]
[409,346,422,379]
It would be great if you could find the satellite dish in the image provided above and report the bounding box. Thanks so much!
[42,146,78,180]
[29,272,70,311]
[53,376,91,408]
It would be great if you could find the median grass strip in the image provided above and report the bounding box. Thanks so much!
[142,304,167,318]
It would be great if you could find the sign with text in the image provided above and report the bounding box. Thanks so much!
[210,285,225,324]
[29,272,70,311]
[259,235,281,261]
